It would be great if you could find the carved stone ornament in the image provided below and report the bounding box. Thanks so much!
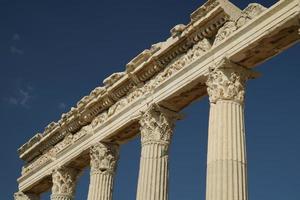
[170,24,186,38]
[214,3,266,46]
[103,72,126,87]
[90,142,119,175]
[213,21,237,46]
[236,3,266,28]
[18,0,230,162]
[14,192,39,200]
[91,111,108,128]
[190,0,220,22]
[139,104,181,145]
[51,167,80,197]
[206,58,260,104]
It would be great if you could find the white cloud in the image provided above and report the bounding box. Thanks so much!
[7,97,18,105]
[18,89,31,107]
[10,33,24,55]
[12,33,21,41]
[58,102,67,110]
[5,86,33,108]
[10,46,24,55]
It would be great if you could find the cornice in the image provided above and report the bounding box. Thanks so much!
[18,0,242,163]
[17,0,300,191]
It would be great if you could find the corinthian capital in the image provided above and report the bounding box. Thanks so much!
[139,104,181,145]
[206,58,259,104]
[51,167,80,198]
[14,192,39,200]
[90,142,119,175]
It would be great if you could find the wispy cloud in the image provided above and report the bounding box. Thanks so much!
[58,102,67,110]
[10,46,24,55]
[7,97,18,105]
[5,85,34,109]
[10,33,24,55]
[12,33,21,41]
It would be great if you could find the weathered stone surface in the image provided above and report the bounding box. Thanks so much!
[50,167,80,200]
[14,192,39,200]
[136,104,180,200]
[87,142,119,200]
[205,58,257,200]
[15,0,300,196]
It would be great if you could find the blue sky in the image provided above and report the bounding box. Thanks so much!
[0,0,299,199]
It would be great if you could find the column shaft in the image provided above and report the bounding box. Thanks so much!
[206,100,247,200]
[88,173,114,200]
[136,143,169,200]
[205,57,259,200]
[136,104,179,200]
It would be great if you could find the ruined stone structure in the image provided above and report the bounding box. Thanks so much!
[15,0,300,199]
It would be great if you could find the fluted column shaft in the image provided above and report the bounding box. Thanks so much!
[14,191,40,200]
[136,104,180,200]
[50,167,80,200]
[205,58,259,200]
[87,142,119,200]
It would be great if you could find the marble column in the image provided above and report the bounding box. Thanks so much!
[50,166,80,200]
[14,191,39,200]
[136,104,180,200]
[87,142,119,200]
[205,58,259,200]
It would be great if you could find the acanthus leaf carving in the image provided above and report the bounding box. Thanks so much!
[14,192,39,200]
[139,104,181,145]
[206,57,260,104]
[91,111,108,128]
[90,142,119,175]
[213,21,237,46]
[51,167,80,198]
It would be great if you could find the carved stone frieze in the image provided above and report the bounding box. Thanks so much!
[107,98,128,117]
[90,142,119,175]
[139,104,180,145]
[206,58,259,104]
[214,3,267,46]
[21,152,53,176]
[214,21,237,46]
[91,111,108,128]
[236,3,267,28]
[51,167,80,198]
[104,38,212,120]
[21,126,90,176]
[19,0,241,169]
[143,38,212,92]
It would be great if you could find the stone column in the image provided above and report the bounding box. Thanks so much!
[205,58,259,200]
[50,166,80,200]
[87,142,119,200]
[14,192,39,200]
[136,104,180,200]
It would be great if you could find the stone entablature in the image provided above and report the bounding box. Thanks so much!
[18,0,243,162]
[16,0,300,194]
